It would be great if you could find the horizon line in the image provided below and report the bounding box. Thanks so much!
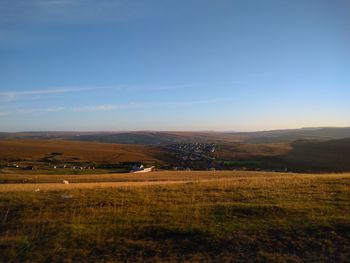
[2,126,350,134]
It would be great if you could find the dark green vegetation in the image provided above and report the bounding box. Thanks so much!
[0,173,349,262]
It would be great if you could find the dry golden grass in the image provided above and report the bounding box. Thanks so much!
[0,180,193,192]
[0,139,165,164]
[0,171,349,262]
[0,172,350,262]
[0,170,348,193]
[0,170,325,185]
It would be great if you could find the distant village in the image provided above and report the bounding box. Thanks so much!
[167,143,215,161]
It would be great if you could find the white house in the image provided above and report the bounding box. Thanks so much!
[130,165,155,173]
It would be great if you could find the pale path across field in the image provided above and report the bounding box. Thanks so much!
[0,171,349,192]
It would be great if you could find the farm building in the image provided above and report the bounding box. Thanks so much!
[130,165,155,173]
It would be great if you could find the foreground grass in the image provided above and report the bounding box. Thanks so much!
[0,173,349,262]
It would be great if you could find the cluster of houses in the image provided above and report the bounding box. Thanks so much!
[51,165,95,170]
[169,143,216,161]
[6,162,159,173]
[172,143,215,154]
[6,163,36,170]
[7,163,96,170]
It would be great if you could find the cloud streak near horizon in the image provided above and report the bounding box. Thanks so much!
[0,87,94,101]
[14,97,232,115]
[71,98,232,112]
[0,84,194,101]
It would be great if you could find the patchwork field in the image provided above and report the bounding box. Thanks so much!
[0,171,349,262]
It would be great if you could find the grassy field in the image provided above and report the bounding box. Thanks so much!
[0,171,349,262]
[0,170,288,184]
[0,139,165,164]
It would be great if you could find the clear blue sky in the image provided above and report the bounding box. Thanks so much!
[0,0,349,132]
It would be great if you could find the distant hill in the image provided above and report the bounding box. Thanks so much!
[210,137,350,172]
[72,131,247,145]
[242,127,350,143]
[268,137,350,172]
[0,131,102,140]
[73,132,188,145]
[0,131,246,145]
[1,127,350,146]
[0,133,11,139]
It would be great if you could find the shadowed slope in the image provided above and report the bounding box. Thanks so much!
[271,138,350,172]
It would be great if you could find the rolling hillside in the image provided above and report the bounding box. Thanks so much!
[0,140,166,164]
[1,135,350,172]
[272,137,350,172]
[1,127,350,145]
[242,127,350,143]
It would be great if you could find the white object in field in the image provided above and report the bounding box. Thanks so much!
[131,166,155,173]
[34,188,41,192]
[61,193,73,199]
[63,180,69,184]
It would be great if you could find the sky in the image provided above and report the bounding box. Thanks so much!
[0,0,349,132]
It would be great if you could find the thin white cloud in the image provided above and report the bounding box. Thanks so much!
[71,98,232,112]
[46,106,66,112]
[72,103,142,112]
[0,87,93,101]
[0,84,191,101]
[18,106,65,114]
[0,112,9,116]
[165,98,232,106]
[119,84,195,92]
